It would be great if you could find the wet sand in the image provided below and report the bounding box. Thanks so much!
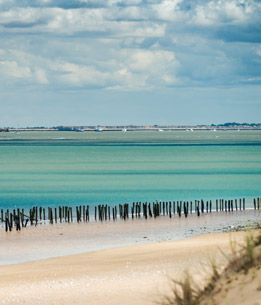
[0,231,250,305]
[0,210,260,265]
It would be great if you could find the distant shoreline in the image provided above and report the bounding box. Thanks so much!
[2,127,261,132]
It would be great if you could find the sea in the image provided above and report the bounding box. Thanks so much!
[0,130,260,211]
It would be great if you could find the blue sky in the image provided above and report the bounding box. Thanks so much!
[0,0,260,126]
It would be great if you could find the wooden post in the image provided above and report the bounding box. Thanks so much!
[50,209,53,224]
[201,200,204,213]
[76,207,79,223]
[197,205,200,217]
[235,199,238,211]
[15,215,21,231]
[243,198,245,210]
[148,203,152,217]
[5,217,8,232]
[83,206,86,222]
[239,199,242,211]
[87,206,89,221]
[163,202,165,216]
[178,205,181,217]
[254,198,256,210]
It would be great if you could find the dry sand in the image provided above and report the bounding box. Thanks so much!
[0,231,250,305]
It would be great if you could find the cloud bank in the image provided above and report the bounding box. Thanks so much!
[0,0,260,90]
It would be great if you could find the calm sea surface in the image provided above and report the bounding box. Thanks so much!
[0,131,260,210]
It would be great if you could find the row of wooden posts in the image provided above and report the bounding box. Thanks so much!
[0,197,260,232]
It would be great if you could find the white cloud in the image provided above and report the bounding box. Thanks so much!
[0,61,32,78]
[0,0,260,91]
[35,69,48,84]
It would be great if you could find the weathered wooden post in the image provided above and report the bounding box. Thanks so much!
[50,209,53,224]
[67,208,70,223]
[83,206,85,222]
[76,206,79,223]
[86,206,89,221]
[15,215,21,231]
[148,203,152,217]
[254,198,256,210]
[163,202,165,216]
[178,205,181,217]
[55,208,57,223]
[5,217,8,232]
[243,198,245,210]
[197,205,200,217]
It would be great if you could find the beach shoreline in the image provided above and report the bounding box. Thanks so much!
[0,209,260,266]
[0,230,255,305]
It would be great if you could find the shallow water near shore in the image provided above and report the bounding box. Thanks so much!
[0,209,260,265]
[0,131,260,210]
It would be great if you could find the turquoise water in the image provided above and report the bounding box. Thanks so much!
[0,131,260,209]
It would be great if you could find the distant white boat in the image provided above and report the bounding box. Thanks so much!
[122,128,127,132]
[158,129,164,132]
[75,128,85,132]
[190,128,194,132]
[95,127,103,132]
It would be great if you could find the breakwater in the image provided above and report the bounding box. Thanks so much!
[1,197,260,232]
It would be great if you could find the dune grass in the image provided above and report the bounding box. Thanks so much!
[157,229,261,305]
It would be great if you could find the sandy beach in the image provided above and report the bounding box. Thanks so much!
[0,229,252,305]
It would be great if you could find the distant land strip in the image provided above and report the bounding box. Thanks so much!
[0,122,261,132]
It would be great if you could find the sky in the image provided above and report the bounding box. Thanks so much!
[0,0,260,127]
